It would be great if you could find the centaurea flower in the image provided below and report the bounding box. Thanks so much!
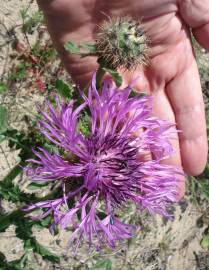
[25,74,182,250]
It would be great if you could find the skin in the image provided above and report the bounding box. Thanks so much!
[37,0,209,197]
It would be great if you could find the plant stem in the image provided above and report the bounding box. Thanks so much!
[96,67,105,89]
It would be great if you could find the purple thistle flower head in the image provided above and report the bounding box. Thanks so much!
[25,74,183,250]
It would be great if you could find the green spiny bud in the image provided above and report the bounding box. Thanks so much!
[96,17,149,70]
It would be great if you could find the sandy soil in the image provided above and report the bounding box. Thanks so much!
[0,1,209,270]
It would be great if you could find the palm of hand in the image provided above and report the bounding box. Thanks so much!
[38,0,208,195]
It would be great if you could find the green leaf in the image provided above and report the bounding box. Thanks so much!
[20,9,28,20]
[203,163,209,178]
[0,162,37,204]
[30,239,60,263]
[0,209,25,232]
[1,164,23,187]
[103,68,122,87]
[0,216,12,233]
[106,260,112,270]
[80,43,97,54]
[0,185,22,202]
[78,112,91,137]
[27,182,49,191]
[64,41,80,54]
[200,180,209,202]
[55,79,73,99]
[15,219,60,263]
[91,259,112,270]
[21,10,43,33]
[0,134,6,143]
[129,90,147,98]
[91,260,107,269]
[0,106,8,133]
[16,253,29,269]
[201,234,209,248]
[0,252,6,264]
[0,253,28,270]
[40,215,53,227]
[8,63,28,82]
[15,220,33,240]
[0,82,7,95]
[0,185,61,232]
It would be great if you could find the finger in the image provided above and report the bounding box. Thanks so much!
[152,89,185,198]
[124,69,185,198]
[120,67,149,92]
[166,60,207,176]
[153,90,181,164]
[37,0,98,86]
[49,30,98,87]
[124,69,182,166]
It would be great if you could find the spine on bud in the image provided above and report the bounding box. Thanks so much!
[96,17,149,70]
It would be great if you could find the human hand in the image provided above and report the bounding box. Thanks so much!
[37,0,209,196]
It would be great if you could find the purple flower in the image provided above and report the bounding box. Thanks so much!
[25,74,183,250]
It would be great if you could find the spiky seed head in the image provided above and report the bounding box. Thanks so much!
[96,17,149,70]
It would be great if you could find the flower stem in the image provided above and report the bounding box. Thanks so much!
[96,66,105,89]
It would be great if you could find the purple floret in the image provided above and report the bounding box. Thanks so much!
[25,74,183,250]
